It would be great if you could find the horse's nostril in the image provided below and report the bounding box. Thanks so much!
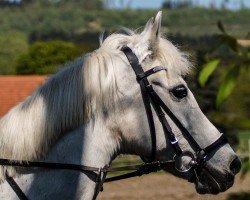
[229,157,242,175]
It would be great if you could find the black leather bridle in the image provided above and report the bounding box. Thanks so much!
[0,46,228,200]
[121,46,228,164]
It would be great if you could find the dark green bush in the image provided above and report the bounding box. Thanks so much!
[15,40,81,74]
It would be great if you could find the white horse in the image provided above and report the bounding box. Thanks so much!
[0,11,241,200]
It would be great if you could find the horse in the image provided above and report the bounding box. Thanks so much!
[0,11,241,200]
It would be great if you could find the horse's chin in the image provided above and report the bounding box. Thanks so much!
[194,168,234,194]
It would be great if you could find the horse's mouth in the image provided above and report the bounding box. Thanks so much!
[194,168,234,194]
[163,162,235,194]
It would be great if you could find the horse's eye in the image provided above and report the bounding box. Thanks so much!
[170,85,187,99]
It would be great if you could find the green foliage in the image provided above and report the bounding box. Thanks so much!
[216,66,239,107]
[216,34,239,52]
[215,21,240,53]
[206,68,250,130]
[198,59,220,87]
[0,31,28,74]
[15,40,81,74]
[217,20,226,33]
[198,21,250,108]
[0,5,249,38]
[0,6,247,73]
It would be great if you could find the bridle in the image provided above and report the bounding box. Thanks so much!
[0,46,228,200]
[121,46,228,178]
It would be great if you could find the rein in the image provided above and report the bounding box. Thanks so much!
[0,158,175,200]
[0,46,229,200]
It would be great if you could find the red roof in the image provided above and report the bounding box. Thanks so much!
[0,76,47,117]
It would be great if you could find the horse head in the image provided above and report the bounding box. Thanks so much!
[97,11,241,194]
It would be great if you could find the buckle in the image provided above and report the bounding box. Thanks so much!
[196,150,207,162]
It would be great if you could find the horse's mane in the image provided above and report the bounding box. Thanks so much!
[0,29,191,167]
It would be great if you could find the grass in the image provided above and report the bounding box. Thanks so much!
[107,155,143,177]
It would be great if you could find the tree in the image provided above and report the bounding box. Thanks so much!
[0,0,20,7]
[0,31,28,74]
[162,0,192,9]
[58,0,104,10]
[15,40,81,74]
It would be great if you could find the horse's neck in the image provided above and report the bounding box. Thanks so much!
[48,118,120,167]
[33,118,120,200]
[0,118,120,200]
[58,118,121,199]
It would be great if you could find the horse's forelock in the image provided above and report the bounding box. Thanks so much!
[157,38,192,76]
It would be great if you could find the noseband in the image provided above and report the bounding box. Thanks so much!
[0,46,228,200]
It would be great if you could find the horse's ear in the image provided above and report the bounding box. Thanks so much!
[142,11,162,50]
[152,11,162,38]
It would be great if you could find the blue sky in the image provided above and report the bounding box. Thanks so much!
[107,0,250,10]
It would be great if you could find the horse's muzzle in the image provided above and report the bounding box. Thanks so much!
[194,155,241,194]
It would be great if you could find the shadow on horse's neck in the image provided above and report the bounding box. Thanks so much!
[25,116,120,199]
[0,56,93,161]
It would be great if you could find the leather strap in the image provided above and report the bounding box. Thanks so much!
[147,86,202,152]
[145,84,183,155]
[121,46,183,157]
[203,134,228,155]
[137,66,166,81]
[6,174,28,200]
[105,160,175,182]
[121,46,157,162]
[0,158,100,177]
[1,159,175,200]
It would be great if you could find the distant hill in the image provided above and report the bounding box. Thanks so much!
[0,6,249,38]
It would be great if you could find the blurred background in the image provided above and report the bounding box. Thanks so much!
[0,0,249,199]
